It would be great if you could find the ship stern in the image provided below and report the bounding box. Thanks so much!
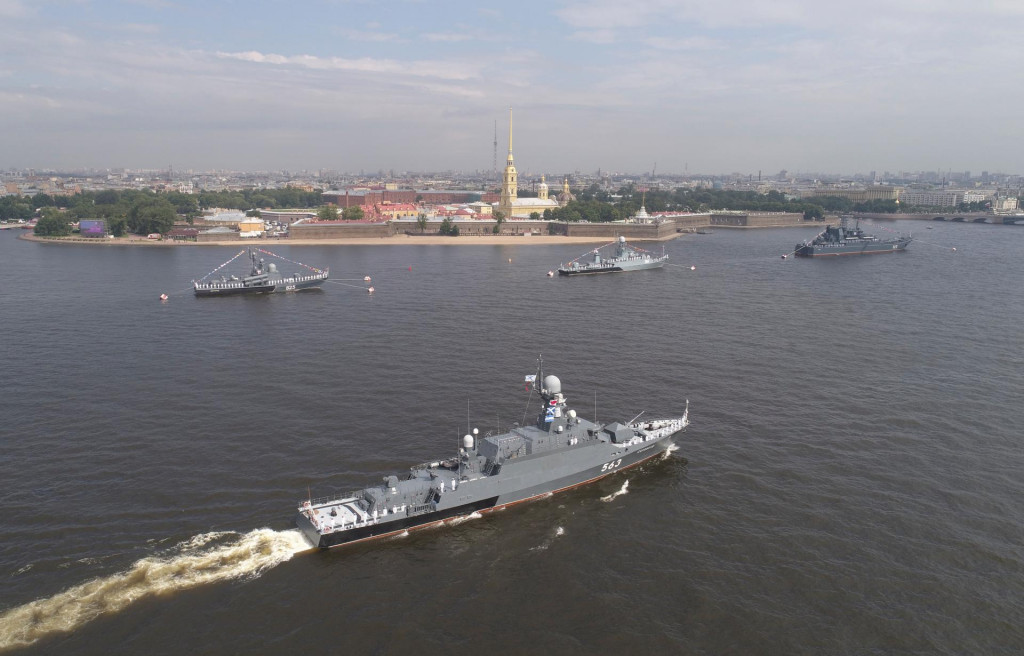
[294,511,324,549]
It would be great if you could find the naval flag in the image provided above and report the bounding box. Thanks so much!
[524,374,536,383]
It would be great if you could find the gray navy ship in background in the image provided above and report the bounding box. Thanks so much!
[558,236,668,275]
[296,365,689,549]
[795,217,911,257]
[194,247,328,296]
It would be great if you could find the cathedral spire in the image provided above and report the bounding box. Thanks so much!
[506,106,514,164]
[499,106,518,216]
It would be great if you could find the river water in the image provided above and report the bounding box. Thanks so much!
[1,223,1021,655]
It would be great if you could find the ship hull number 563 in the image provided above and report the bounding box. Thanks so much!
[601,459,623,472]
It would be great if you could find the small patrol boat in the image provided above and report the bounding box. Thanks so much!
[296,361,689,549]
[558,236,668,275]
[795,217,911,257]
[193,247,328,296]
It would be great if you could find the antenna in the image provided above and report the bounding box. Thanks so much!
[594,390,598,425]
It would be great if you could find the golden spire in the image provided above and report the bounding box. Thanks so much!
[506,106,514,164]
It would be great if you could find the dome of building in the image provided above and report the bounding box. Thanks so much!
[557,177,576,206]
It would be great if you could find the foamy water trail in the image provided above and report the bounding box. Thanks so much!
[447,511,482,526]
[601,480,630,502]
[0,528,312,652]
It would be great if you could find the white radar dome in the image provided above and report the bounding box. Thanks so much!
[568,409,577,419]
[463,434,474,449]
[619,235,627,243]
[543,375,561,394]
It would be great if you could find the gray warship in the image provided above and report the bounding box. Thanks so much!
[193,247,328,296]
[558,236,668,275]
[296,364,689,549]
[795,217,911,257]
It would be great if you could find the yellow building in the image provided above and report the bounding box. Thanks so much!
[496,108,560,218]
[238,218,265,237]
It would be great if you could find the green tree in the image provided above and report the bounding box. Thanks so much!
[0,196,33,221]
[803,206,824,221]
[31,193,56,209]
[109,218,127,237]
[529,211,540,220]
[33,208,71,236]
[127,196,177,235]
[492,211,505,235]
[246,209,262,218]
[94,189,120,205]
[342,206,364,221]
[317,205,340,221]
[438,217,460,236]
[417,213,428,233]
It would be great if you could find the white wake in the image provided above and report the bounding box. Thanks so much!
[601,480,630,502]
[0,528,312,651]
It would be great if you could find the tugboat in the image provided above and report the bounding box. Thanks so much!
[558,236,668,275]
[295,361,689,549]
[795,217,911,257]
[193,247,328,296]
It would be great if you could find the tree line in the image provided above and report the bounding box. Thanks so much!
[544,185,991,223]
[21,187,324,237]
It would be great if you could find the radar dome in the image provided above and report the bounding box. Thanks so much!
[463,434,474,449]
[544,375,561,394]
[619,235,626,243]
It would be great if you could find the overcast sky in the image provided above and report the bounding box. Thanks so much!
[2,0,1021,176]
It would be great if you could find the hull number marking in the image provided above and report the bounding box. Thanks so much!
[601,459,623,472]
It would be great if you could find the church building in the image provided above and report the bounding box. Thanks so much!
[495,108,561,218]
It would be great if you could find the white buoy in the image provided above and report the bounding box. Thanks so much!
[547,270,554,277]
[159,293,168,301]
[690,265,696,271]
[363,275,371,282]
[952,247,957,252]
[508,258,512,263]
[367,286,375,294]
[781,254,787,259]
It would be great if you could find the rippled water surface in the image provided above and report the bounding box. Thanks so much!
[1,223,1022,654]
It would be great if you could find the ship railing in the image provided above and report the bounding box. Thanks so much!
[303,491,363,508]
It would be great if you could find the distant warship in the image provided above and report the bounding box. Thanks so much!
[558,236,668,275]
[296,362,689,549]
[795,217,911,257]
[193,247,328,296]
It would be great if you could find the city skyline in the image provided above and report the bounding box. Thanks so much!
[2,0,1022,175]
